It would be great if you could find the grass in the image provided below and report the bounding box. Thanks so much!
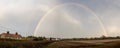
[0,38,120,48]
[0,40,54,48]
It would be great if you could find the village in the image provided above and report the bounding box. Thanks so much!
[0,31,60,41]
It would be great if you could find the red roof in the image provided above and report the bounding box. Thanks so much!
[0,33,22,38]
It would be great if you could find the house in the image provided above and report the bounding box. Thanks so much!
[0,31,22,39]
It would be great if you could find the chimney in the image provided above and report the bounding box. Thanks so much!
[7,31,10,34]
[15,32,18,35]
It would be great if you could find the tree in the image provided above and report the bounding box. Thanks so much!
[101,35,106,39]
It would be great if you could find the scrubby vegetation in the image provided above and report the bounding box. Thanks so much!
[61,36,120,41]
[0,37,54,48]
[0,40,54,48]
[0,36,120,48]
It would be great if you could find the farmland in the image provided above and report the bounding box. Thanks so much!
[0,38,120,48]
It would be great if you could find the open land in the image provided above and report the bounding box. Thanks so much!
[1,39,120,48]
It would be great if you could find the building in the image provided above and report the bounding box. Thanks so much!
[0,31,22,39]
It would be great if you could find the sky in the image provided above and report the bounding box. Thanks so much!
[0,0,120,38]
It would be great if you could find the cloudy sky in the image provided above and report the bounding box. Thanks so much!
[0,0,120,38]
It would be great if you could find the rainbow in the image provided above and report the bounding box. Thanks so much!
[33,3,107,37]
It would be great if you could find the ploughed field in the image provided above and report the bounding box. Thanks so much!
[46,39,120,48]
[0,39,120,48]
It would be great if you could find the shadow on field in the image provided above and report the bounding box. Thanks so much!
[0,41,54,48]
